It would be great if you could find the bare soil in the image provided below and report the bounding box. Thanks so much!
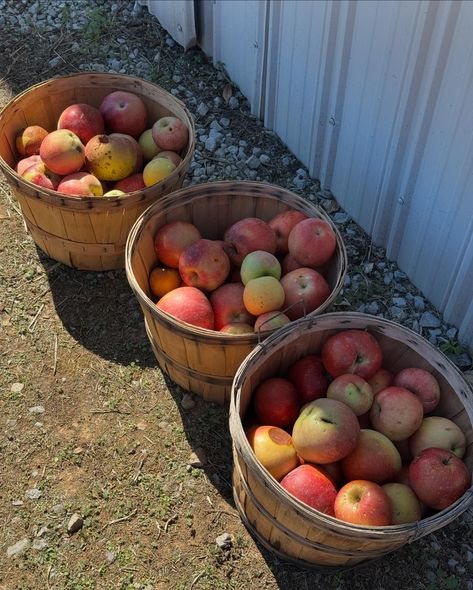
[1,2,472,590]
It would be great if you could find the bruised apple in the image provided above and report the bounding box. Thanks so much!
[156,286,214,330]
[246,425,299,481]
[154,221,201,268]
[40,129,85,175]
[253,377,299,428]
[114,173,146,193]
[179,239,230,291]
[85,133,142,181]
[292,398,360,464]
[143,157,176,186]
[243,276,285,316]
[16,125,48,157]
[280,464,338,515]
[408,416,466,459]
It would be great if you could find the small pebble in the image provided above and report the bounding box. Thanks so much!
[7,538,30,558]
[216,532,232,550]
[181,394,196,410]
[188,448,207,468]
[25,488,42,500]
[67,513,83,534]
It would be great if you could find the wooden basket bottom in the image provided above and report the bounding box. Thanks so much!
[25,218,125,271]
[232,453,405,571]
[145,320,231,404]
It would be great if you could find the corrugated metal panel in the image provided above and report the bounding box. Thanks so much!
[210,0,268,117]
[141,0,196,49]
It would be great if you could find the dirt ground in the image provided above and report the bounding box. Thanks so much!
[0,2,472,590]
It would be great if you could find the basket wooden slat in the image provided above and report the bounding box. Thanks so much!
[0,72,195,270]
[229,312,473,569]
[126,181,347,403]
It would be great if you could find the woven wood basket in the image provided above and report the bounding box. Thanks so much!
[229,312,473,570]
[125,181,347,404]
[0,72,195,270]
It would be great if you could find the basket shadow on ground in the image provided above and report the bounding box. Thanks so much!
[37,248,157,367]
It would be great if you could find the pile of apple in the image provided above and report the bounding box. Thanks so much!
[245,329,471,526]
[150,209,338,333]
[14,91,189,197]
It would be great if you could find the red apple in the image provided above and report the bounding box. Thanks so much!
[382,483,422,524]
[179,239,230,291]
[240,250,281,285]
[408,416,466,459]
[154,221,202,268]
[326,374,374,416]
[334,480,392,526]
[321,329,383,380]
[268,210,308,255]
[370,386,424,441]
[280,464,338,516]
[57,172,103,196]
[246,425,299,481]
[409,448,470,510]
[392,367,441,413]
[288,217,337,267]
[152,116,189,152]
[292,398,360,464]
[57,103,105,144]
[286,355,328,405]
[114,173,146,193]
[156,286,214,330]
[223,217,277,266]
[341,429,402,484]
[368,368,394,395]
[39,129,85,175]
[280,268,330,320]
[99,90,147,138]
[209,282,254,330]
[254,311,291,334]
[253,377,300,429]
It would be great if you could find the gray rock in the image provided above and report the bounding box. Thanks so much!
[216,533,232,550]
[333,212,350,224]
[181,394,196,410]
[389,306,405,320]
[29,405,45,414]
[188,448,207,468]
[366,301,380,315]
[259,154,270,165]
[11,382,24,393]
[446,327,458,340]
[32,539,47,550]
[204,137,218,152]
[219,117,230,128]
[392,297,407,307]
[383,273,393,285]
[420,312,441,328]
[228,96,239,109]
[246,155,261,170]
[67,513,83,534]
[364,262,374,274]
[25,488,42,500]
[414,296,425,311]
[7,538,30,558]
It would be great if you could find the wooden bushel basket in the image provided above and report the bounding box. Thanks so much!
[229,312,473,570]
[0,72,195,270]
[125,181,347,404]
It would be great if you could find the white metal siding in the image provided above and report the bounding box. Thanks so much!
[142,0,196,49]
